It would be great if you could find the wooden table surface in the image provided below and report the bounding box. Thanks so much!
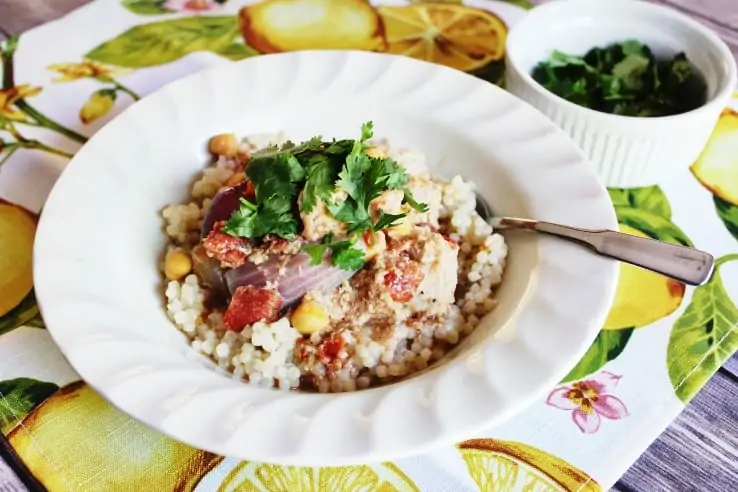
[0,0,736,491]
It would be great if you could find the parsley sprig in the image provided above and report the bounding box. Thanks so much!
[222,122,427,271]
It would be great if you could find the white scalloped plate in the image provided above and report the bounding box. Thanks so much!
[34,50,618,465]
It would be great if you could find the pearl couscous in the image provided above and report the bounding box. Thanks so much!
[161,129,507,392]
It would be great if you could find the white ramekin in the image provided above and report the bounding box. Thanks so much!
[505,0,737,188]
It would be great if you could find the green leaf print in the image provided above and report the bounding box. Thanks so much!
[0,290,44,337]
[86,16,241,68]
[121,0,170,15]
[667,254,738,403]
[614,206,693,247]
[0,378,59,434]
[608,186,672,219]
[410,0,533,8]
[213,43,257,62]
[561,328,634,383]
[714,195,738,242]
[495,0,535,9]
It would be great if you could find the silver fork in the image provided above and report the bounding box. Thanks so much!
[475,193,714,286]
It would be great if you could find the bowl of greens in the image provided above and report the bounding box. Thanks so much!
[504,0,737,188]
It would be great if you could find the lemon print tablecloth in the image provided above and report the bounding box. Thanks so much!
[1,1,737,491]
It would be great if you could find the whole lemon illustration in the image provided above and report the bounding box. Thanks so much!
[218,460,419,491]
[8,382,222,491]
[691,108,738,204]
[0,200,35,317]
[377,3,507,71]
[458,439,600,491]
[603,223,685,330]
[240,0,386,53]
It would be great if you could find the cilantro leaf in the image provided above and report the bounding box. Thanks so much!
[360,121,374,142]
[328,122,429,236]
[302,237,366,270]
[304,244,329,266]
[331,242,366,271]
[329,200,371,232]
[403,189,429,212]
[532,40,707,117]
[224,145,306,239]
[374,212,406,231]
[222,198,257,236]
[301,158,337,214]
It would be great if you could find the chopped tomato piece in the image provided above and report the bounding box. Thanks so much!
[362,230,375,247]
[383,258,424,302]
[223,286,283,331]
[244,180,255,200]
[316,333,345,364]
[202,221,250,268]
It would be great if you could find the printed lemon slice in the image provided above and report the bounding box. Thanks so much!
[603,223,685,331]
[239,0,386,53]
[377,3,507,72]
[691,108,738,205]
[218,461,419,492]
[458,439,600,492]
[0,200,36,316]
[8,382,222,491]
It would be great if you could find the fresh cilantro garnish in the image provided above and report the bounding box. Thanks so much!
[300,152,341,214]
[531,40,707,117]
[222,121,428,269]
[304,237,366,271]
[330,240,366,271]
[374,211,406,231]
[329,123,420,234]
[304,243,329,266]
[222,143,306,239]
[403,189,429,213]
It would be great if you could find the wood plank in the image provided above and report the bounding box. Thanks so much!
[616,371,738,491]
[660,0,738,30]
[0,0,90,36]
[723,353,738,379]
[0,458,24,492]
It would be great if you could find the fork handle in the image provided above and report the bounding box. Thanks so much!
[497,218,715,286]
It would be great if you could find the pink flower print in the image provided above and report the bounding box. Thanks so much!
[164,0,221,14]
[546,371,629,434]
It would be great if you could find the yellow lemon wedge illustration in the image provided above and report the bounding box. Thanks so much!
[458,439,600,492]
[603,223,685,331]
[8,382,222,492]
[218,461,419,492]
[377,3,507,72]
[0,200,36,317]
[691,108,738,205]
[240,0,386,53]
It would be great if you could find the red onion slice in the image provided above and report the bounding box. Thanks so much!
[224,242,366,307]
[201,181,249,237]
[191,245,229,296]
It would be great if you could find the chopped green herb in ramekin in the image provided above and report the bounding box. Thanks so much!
[532,40,707,117]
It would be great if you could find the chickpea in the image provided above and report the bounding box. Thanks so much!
[208,133,239,157]
[389,216,413,237]
[366,147,386,158]
[164,250,192,281]
[290,299,330,335]
[364,231,387,260]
